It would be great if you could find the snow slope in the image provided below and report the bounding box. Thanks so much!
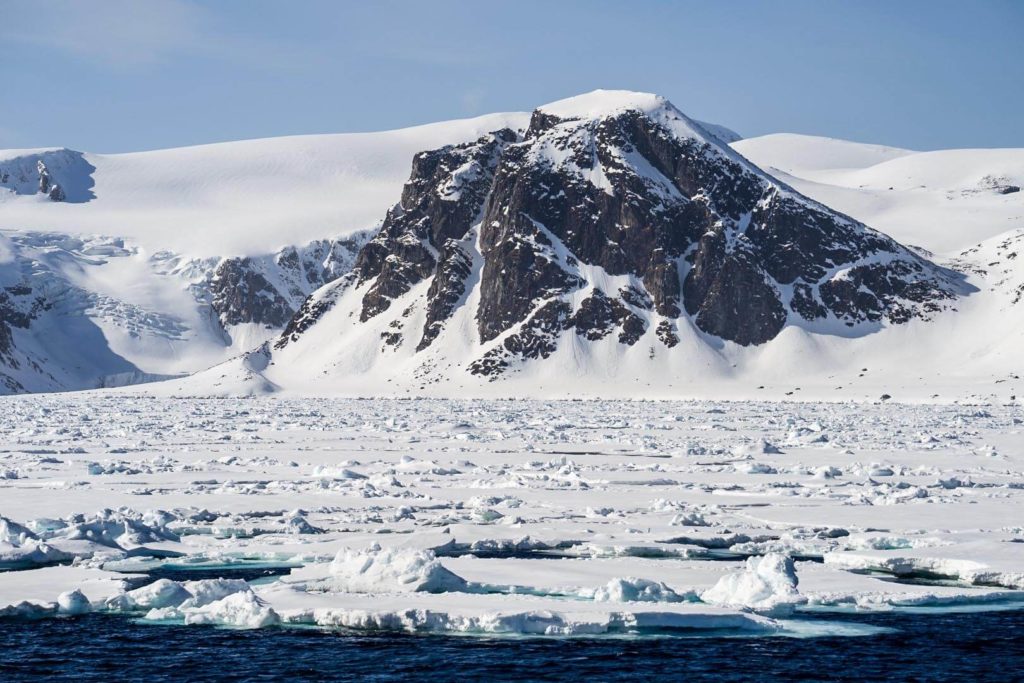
[0,113,529,258]
[177,241,1023,403]
[732,134,1024,255]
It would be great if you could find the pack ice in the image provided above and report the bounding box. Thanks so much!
[1,395,1021,635]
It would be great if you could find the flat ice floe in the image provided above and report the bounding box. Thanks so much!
[0,395,1021,636]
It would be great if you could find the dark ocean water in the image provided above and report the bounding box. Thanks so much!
[2,610,1023,682]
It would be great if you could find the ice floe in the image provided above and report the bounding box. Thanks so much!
[702,554,804,614]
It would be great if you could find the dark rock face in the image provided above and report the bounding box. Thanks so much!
[211,259,294,329]
[656,320,680,348]
[36,161,65,201]
[569,290,646,345]
[418,240,473,351]
[0,285,50,392]
[209,236,366,335]
[685,247,787,345]
[354,130,517,325]
[475,221,584,343]
[37,161,52,195]
[471,105,956,350]
[475,110,728,336]
[469,300,571,378]
[790,283,828,321]
[278,94,964,378]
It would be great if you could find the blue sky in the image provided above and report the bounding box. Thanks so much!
[2,0,1021,152]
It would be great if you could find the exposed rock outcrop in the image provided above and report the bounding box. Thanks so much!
[208,235,368,334]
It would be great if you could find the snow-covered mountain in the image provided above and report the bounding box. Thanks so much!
[0,113,528,392]
[170,90,1023,400]
[0,229,375,393]
[2,91,1022,399]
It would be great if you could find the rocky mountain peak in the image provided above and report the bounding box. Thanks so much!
[271,91,966,381]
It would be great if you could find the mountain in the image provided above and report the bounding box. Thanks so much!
[0,113,529,392]
[4,91,1022,399]
[175,90,1006,400]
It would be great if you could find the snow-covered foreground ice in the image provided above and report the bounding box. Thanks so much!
[1,395,1021,637]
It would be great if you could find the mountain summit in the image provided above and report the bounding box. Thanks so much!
[255,90,963,388]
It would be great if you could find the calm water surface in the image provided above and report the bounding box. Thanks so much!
[2,610,1023,682]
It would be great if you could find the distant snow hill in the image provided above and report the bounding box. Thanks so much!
[1,91,1022,399]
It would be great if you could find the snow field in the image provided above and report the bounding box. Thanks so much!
[0,112,530,259]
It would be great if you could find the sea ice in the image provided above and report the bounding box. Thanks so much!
[0,396,1020,635]
[701,554,804,614]
[324,544,468,594]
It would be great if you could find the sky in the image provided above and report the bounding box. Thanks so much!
[1,0,1021,153]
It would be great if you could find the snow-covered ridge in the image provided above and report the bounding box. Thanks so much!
[539,89,741,148]
[0,112,530,258]
[0,148,96,203]
[732,134,1024,255]
[732,134,914,174]
[539,89,673,119]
